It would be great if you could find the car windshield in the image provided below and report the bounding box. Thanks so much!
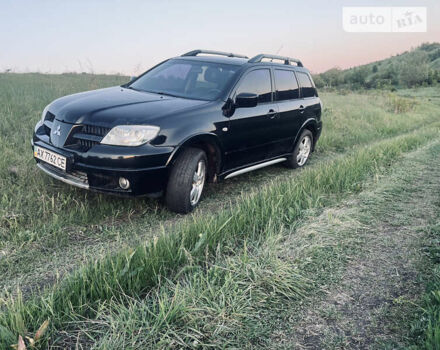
[129,59,241,101]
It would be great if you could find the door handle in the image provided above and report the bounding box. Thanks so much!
[267,109,277,119]
[299,105,305,113]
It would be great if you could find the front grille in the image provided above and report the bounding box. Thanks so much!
[66,124,111,151]
[40,110,111,151]
[82,125,109,137]
[77,138,95,150]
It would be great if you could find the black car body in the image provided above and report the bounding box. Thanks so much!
[33,50,322,213]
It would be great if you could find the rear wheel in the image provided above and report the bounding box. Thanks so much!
[285,129,313,169]
[165,148,207,214]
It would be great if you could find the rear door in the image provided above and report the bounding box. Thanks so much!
[273,68,303,154]
[223,68,279,170]
[296,71,321,130]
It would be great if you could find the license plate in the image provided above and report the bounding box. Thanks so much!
[34,146,67,171]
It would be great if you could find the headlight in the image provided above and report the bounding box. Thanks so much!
[41,105,49,123]
[101,125,160,146]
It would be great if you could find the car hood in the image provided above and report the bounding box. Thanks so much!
[49,86,211,127]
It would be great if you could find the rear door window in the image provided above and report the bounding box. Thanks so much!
[274,69,300,101]
[296,72,316,98]
[235,69,272,103]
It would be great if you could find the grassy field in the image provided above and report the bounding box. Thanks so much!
[0,73,439,349]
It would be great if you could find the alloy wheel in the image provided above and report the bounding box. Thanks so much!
[190,160,206,206]
[297,135,311,166]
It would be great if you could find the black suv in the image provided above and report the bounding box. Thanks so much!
[32,50,322,213]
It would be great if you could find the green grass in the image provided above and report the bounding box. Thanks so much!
[409,218,440,349]
[82,234,309,349]
[0,73,439,348]
[1,126,438,348]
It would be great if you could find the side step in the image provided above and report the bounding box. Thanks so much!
[224,158,287,179]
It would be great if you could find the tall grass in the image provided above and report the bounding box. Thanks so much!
[0,126,438,348]
[85,234,308,349]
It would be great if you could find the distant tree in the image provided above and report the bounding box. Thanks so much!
[372,65,378,73]
[312,74,325,88]
[352,66,369,85]
[343,66,369,88]
[381,64,399,86]
[428,48,440,61]
[319,68,343,88]
[399,51,430,87]
[419,42,440,52]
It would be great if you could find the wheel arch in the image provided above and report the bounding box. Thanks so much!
[166,133,223,182]
[294,119,319,151]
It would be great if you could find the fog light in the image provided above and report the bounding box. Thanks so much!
[119,177,130,190]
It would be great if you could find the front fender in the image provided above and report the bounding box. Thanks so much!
[166,133,224,177]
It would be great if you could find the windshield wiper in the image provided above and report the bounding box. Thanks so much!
[130,88,182,98]
[153,91,180,98]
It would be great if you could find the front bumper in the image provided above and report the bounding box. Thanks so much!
[32,137,174,196]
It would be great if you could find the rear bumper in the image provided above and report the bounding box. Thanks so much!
[32,138,174,196]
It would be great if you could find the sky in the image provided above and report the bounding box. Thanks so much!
[1,0,439,75]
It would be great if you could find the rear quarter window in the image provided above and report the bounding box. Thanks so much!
[296,72,316,98]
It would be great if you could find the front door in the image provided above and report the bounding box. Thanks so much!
[223,68,279,170]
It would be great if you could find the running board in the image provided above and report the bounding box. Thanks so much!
[224,158,287,179]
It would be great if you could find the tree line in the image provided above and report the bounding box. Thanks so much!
[313,43,440,90]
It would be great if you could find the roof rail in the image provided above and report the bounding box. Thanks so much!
[248,54,303,67]
[181,49,248,59]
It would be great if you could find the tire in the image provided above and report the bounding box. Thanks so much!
[165,147,207,214]
[285,129,314,169]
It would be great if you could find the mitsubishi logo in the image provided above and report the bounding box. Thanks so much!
[53,125,61,136]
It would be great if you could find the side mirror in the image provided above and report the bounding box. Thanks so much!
[130,76,137,82]
[235,93,258,108]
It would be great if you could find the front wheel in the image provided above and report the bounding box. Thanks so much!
[285,130,313,169]
[165,148,207,214]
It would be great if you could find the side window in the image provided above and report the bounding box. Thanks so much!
[296,72,316,98]
[235,69,272,103]
[274,69,299,101]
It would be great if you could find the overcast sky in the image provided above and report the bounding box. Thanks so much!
[1,0,439,75]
